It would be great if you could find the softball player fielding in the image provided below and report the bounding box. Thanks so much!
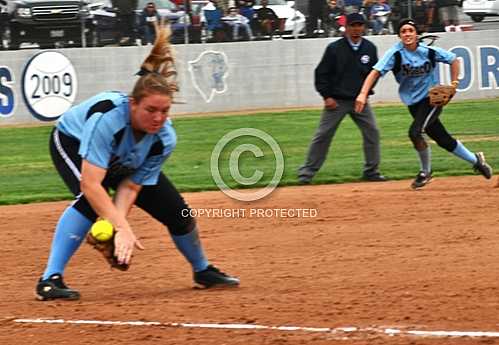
[36,25,239,301]
[355,18,492,189]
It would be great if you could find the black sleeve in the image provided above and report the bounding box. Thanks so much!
[314,44,337,99]
[255,8,262,19]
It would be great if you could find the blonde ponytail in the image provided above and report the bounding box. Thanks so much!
[132,22,178,101]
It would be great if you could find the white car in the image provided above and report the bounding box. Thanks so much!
[462,0,499,22]
[253,0,306,37]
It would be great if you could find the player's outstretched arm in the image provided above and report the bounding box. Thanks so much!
[114,178,143,219]
[113,178,145,259]
[450,58,460,85]
[80,160,139,265]
[355,70,380,113]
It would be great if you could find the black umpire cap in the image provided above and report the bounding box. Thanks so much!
[346,13,366,25]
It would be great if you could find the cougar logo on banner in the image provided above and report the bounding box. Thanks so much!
[188,51,228,103]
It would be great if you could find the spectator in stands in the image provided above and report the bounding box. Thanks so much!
[413,0,430,33]
[255,0,280,39]
[237,0,255,20]
[425,0,441,31]
[329,0,345,11]
[222,7,254,40]
[174,0,191,17]
[388,0,401,33]
[218,0,230,15]
[201,0,226,41]
[343,0,362,14]
[363,0,376,17]
[326,0,346,36]
[434,0,459,30]
[389,0,429,33]
[139,2,161,45]
[237,0,256,32]
[369,0,391,34]
[307,0,328,36]
[112,0,138,45]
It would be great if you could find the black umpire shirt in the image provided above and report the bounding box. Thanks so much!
[315,37,378,101]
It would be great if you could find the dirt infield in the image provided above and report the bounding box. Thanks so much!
[1,176,499,345]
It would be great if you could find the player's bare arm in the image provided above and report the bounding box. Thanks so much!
[355,69,380,113]
[450,59,460,85]
[113,178,145,249]
[80,160,140,264]
[114,178,143,218]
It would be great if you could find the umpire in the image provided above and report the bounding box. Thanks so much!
[298,13,386,184]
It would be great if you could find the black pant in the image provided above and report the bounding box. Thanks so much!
[49,127,194,236]
[120,13,136,41]
[407,97,457,152]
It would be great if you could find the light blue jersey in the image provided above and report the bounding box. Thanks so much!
[57,91,176,186]
[374,42,456,105]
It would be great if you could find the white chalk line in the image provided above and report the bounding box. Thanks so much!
[12,318,499,339]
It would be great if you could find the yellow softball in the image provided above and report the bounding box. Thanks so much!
[90,219,114,242]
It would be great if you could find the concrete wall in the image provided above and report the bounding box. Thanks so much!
[0,29,498,125]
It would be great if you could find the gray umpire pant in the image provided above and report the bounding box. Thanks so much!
[298,99,381,181]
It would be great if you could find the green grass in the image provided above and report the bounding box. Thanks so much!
[1,98,498,205]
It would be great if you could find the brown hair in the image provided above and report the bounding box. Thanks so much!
[131,23,178,102]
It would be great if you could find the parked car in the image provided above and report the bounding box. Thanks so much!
[86,0,121,47]
[462,0,499,22]
[253,0,306,37]
[0,0,102,49]
[135,0,198,44]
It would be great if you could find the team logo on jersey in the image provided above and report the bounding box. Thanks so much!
[21,51,78,121]
[360,55,370,64]
[188,51,229,103]
[402,61,432,76]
